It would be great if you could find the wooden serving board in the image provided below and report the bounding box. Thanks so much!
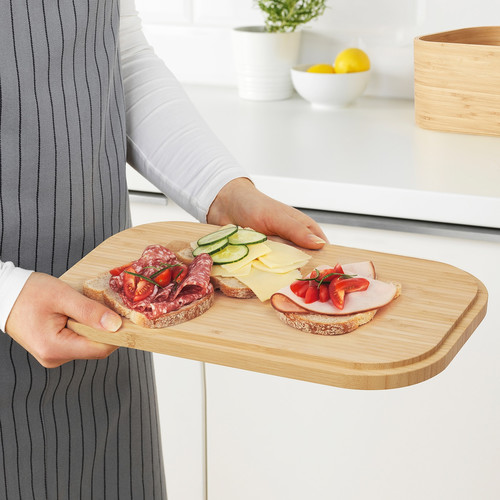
[61,221,488,390]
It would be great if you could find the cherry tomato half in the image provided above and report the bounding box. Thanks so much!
[154,267,172,287]
[319,283,330,302]
[304,285,319,304]
[173,264,188,284]
[290,280,309,298]
[290,280,304,294]
[335,277,370,293]
[123,267,138,301]
[329,280,346,309]
[109,262,133,276]
[318,263,345,284]
[134,279,154,302]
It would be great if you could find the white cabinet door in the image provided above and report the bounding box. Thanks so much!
[206,222,500,500]
[154,355,206,500]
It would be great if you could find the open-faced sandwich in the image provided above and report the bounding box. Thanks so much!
[169,225,312,302]
[271,261,401,335]
[82,244,214,328]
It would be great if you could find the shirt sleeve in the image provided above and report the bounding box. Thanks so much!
[0,261,34,332]
[119,0,249,223]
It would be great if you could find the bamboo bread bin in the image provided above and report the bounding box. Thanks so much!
[414,26,500,136]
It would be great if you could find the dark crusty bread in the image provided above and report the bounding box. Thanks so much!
[168,240,256,299]
[83,273,214,329]
[274,283,401,336]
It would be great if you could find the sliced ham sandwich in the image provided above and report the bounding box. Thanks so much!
[271,262,401,335]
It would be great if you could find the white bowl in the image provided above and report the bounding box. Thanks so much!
[291,64,371,109]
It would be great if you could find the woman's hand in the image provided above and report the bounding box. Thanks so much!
[5,272,122,368]
[207,178,328,249]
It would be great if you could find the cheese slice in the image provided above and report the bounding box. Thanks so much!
[235,267,301,302]
[257,240,311,269]
[211,263,252,277]
[252,258,311,274]
[220,242,271,274]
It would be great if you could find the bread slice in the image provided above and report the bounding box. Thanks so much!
[276,309,378,335]
[167,240,198,263]
[210,275,255,299]
[168,240,256,299]
[272,283,401,336]
[83,273,214,329]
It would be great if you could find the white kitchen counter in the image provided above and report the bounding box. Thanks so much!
[126,84,500,229]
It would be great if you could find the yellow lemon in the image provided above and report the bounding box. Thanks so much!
[307,63,335,74]
[334,48,370,73]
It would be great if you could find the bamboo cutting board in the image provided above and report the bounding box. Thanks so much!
[61,221,488,390]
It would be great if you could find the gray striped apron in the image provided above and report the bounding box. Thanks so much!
[0,0,166,498]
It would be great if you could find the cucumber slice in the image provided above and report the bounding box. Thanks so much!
[211,244,249,265]
[197,225,238,246]
[192,238,229,256]
[228,228,267,245]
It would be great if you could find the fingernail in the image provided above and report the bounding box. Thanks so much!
[308,234,326,245]
[100,312,122,332]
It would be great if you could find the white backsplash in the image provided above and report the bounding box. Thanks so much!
[134,0,500,99]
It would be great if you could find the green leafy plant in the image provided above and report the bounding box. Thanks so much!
[256,0,327,33]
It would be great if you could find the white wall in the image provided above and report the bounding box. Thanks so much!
[134,0,500,99]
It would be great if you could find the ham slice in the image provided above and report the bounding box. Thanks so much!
[272,262,398,316]
[270,293,310,314]
[342,261,376,279]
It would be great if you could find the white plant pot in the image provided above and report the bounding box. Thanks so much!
[232,26,302,101]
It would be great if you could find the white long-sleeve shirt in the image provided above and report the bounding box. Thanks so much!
[0,0,246,331]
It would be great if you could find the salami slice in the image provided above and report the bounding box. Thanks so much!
[136,244,178,271]
[172,253,213,299]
